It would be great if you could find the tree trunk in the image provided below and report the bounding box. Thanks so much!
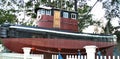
[74,0,77,11]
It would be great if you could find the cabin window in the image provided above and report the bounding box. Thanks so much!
[39,9,45,15]
[37,10,40,16]
[46,10,51,15]
[71,13,76,19]
[63,12,68,18]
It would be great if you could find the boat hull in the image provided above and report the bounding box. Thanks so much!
[2,38,116,54]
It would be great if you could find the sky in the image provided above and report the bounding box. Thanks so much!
[87,0,105,20]
[87,0,119,27]
[83,0,120,33]
[82,0,105,33]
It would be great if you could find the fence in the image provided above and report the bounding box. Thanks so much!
[52,45,120,59]
[0,53,120,59]
[0,45,119,59]
[0,46,44,59]
[96,56,120,59]
[0,53,44,59]
[52,55,120,59]
[52,54,87,59]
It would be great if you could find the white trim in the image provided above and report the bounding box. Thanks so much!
[39,5,52,10]
[71,13,76,19]
[9,26,115,38]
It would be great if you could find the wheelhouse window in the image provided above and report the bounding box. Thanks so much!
[71,13,76,19]
[63,12,68,18]
[46,10,51,15]
[39,9,45,15]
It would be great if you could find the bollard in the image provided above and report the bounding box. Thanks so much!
[84,45,97,59]
[22,47,32,59]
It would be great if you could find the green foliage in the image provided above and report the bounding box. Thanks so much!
[77,4,93,32]
[35,3,40,8]
[78,5,90,14]
[102,0,120,34]
[0,9,16,24]
[111,0,120,5]
[66,1,73,8]
[27,13,36,18]
[41,0,47,4]
[26,1,33,8]
[78,14,93,32]
[103,19,114,34]
[47,1,55,7]
[65,1,74,10]
[114,31,120,40]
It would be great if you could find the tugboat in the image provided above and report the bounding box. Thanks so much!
[0,6,117,57]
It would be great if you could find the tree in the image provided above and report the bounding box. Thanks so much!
[0,0,95,29]
[77,4,93,32]
[77,0,100,32]
[0,0,17,24]
[0,9,16,24]
[77,0,120,34]
[66,1,74,11]
[102,0,120,34]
